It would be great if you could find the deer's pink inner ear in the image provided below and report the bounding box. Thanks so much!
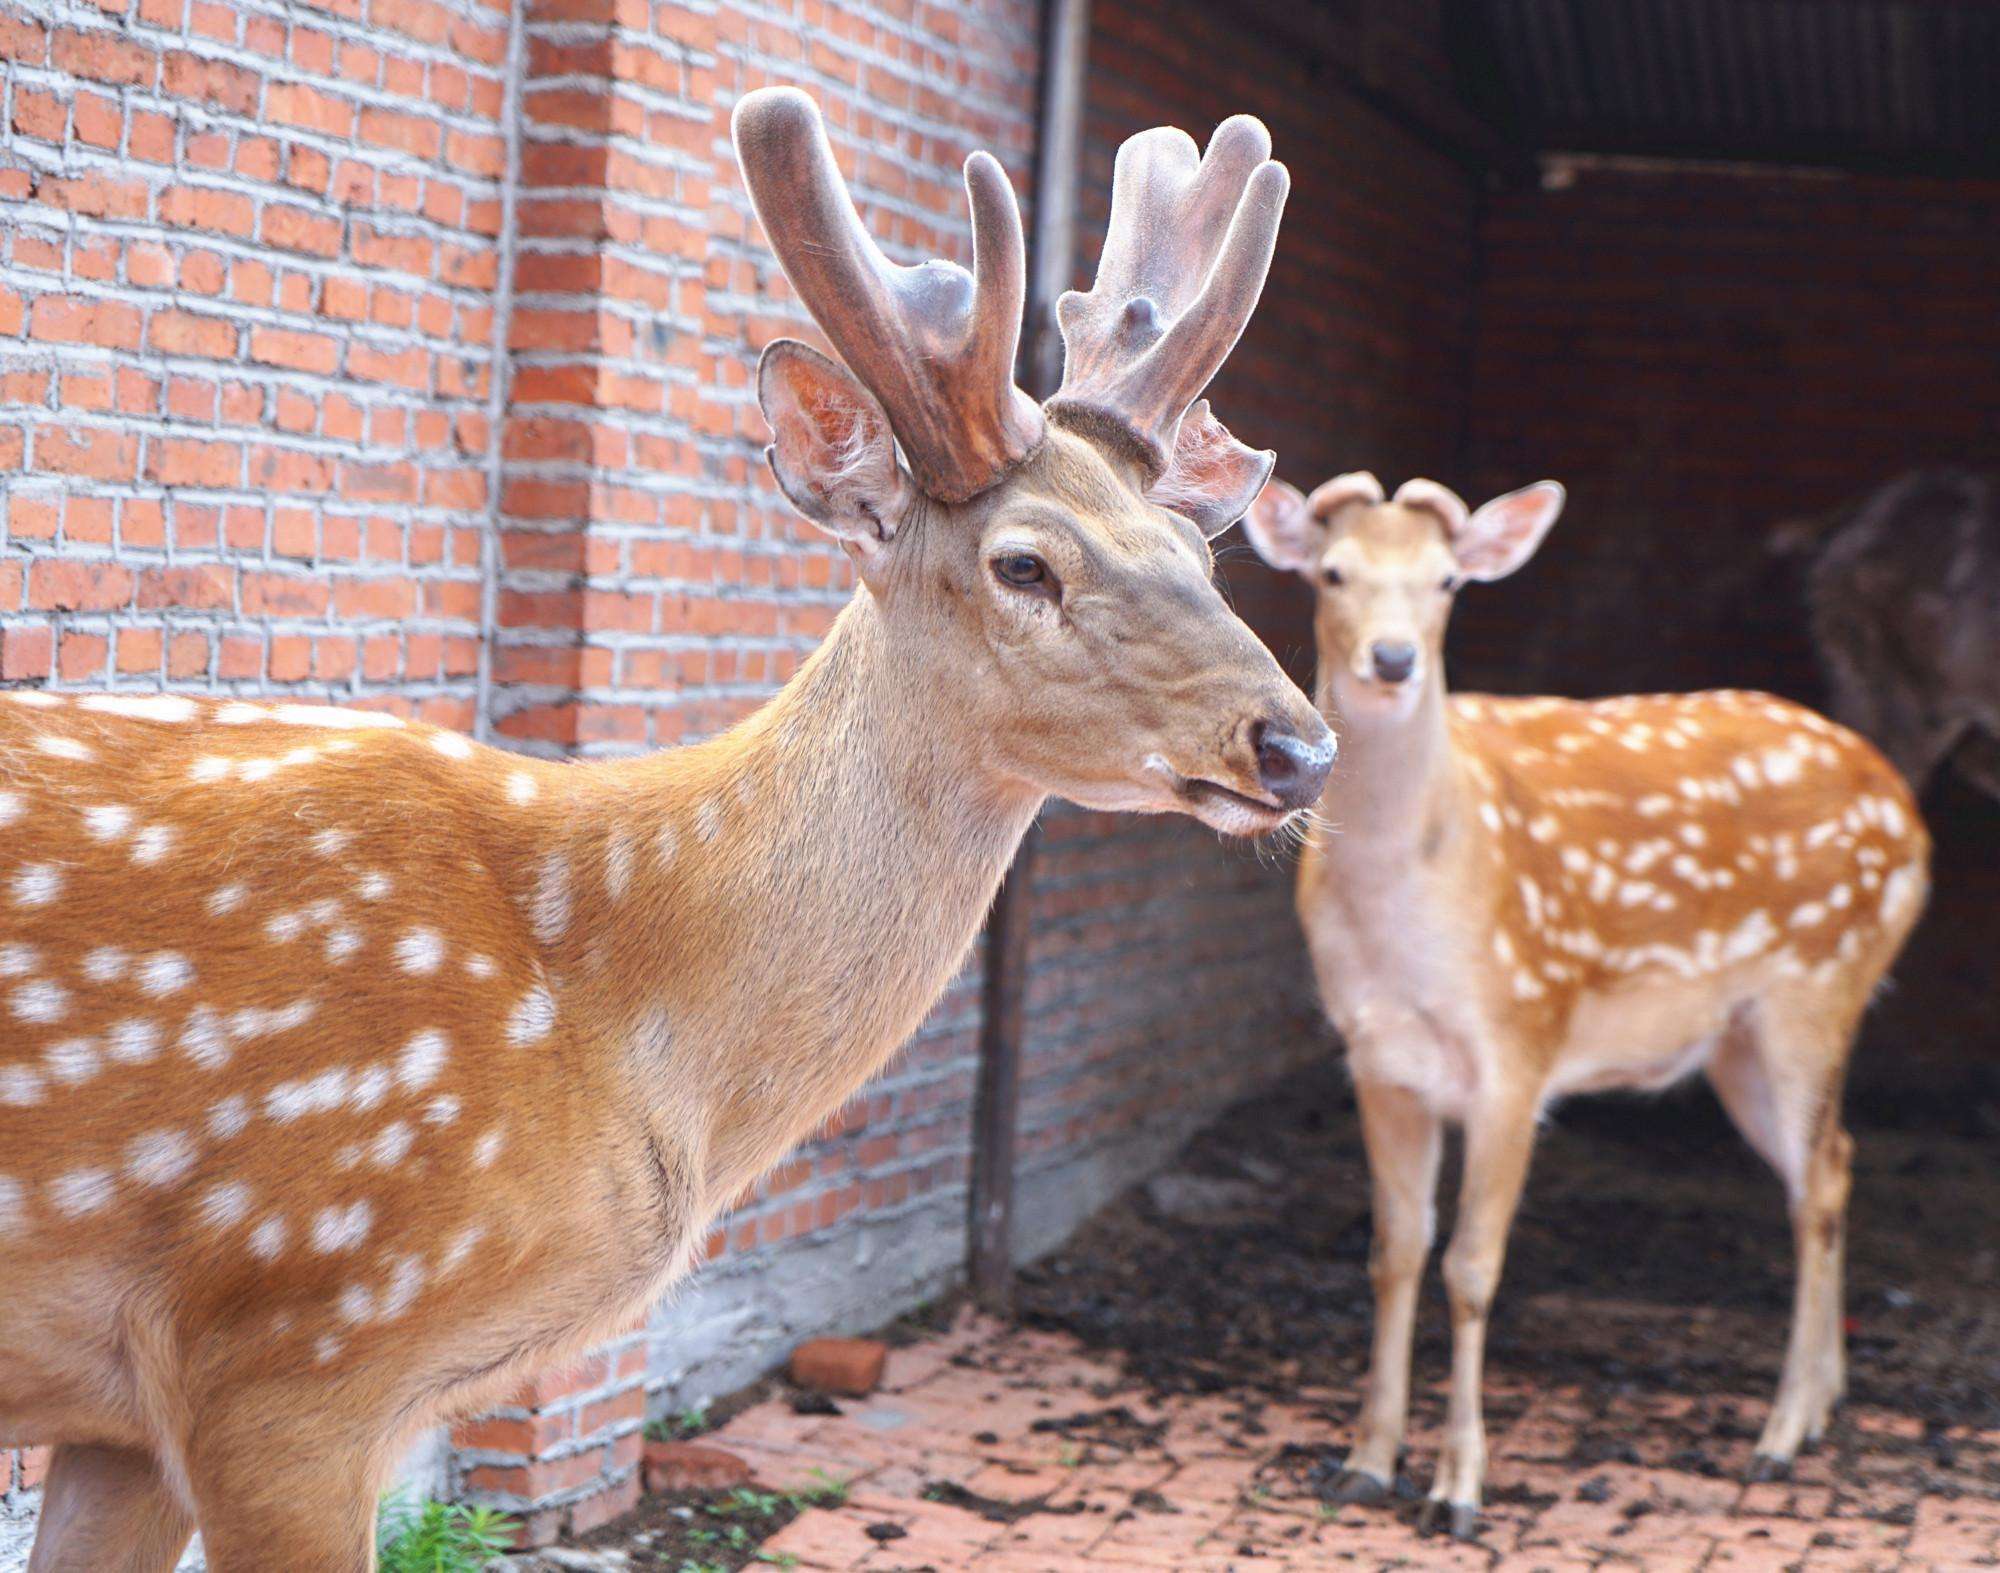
[758,340,911,544]
[1148,400,1274,538]
[1241,477,1323,574]
[1455,481,1566,582]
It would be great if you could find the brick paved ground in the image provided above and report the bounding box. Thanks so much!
[673,1310,2000,1572]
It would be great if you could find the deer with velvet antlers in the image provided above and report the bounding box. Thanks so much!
[0,90,1332,1570]
[1242,473,1928,1538]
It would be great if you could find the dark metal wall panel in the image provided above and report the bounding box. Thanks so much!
[1454,0,2000,174]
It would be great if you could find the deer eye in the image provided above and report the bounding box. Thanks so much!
[1322,565,1345,588]
[1440,573,1461,593]
[992,553,1049,590]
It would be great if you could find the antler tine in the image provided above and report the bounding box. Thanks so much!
[732,87,1045,504]
[1049,114,1290,479]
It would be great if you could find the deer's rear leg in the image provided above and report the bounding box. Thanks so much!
[1708,1006,1855,1479]
[1335,1076,1442,1502]
[27,1443,195,1573]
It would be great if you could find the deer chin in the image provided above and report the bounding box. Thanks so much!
[1335,672,1425,725]
[1125,754,1294,836]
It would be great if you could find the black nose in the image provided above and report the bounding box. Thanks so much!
[1370,640,1418,685]
[1252,716,1337,810]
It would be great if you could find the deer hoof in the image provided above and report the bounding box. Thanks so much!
[1418,1498,1481,1540]
[1746,1453,1793,1484]
[1325,1468,1389,1505]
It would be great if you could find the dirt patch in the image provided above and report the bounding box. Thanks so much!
[567,1480,845,1571]
[1017,1058,2000,1475]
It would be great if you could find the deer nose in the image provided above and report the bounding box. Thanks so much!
[1251,715,1336,810]
[1370,640,1418,685]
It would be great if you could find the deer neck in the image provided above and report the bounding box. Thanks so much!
[569,593,1040,1202]
[1317,672,1463,864]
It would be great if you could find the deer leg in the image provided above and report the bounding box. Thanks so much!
[1333,1076,1442,1502]
[183,1427,383,1573]
[1709,1009,1854,1479]
[27,1444,195,1573]
[1421,1088,1537,1540]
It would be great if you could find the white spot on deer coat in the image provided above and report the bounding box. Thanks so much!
[45,1037,98,1083]
[181,1007,228,1069]
[464,953,495,979]
[83,804,134,840]
[0,943,36,977]
[13,979,69,1023]
[338,1284,377,1324]
[0,791,20,827]
[207,883,247,917]
[81,694,198,723]
[346,1064,390,1112]
[603,829,635,902]
[325,926,363,964]
[315,1335,344,1365]
[531,855,571,945]
[425,1094,461,1125]
[11,863,62,908]
[370,1122,415,1168]
[397,1029,448,1091]
[472,1127,506,1168]
[265,910,306,943]
[381,1255,425,1319]
[694,798,724,843]
[357,871,391,901]
[310,829,353,857]
[431,731,473,760]
[0,1175,21,1234]
[207,1094,250,1139]
[107,1018,160,1063]
[126,1129,196,1187]
[267,1067,352,1122]
[0,1065,45,1105]
[311,1200,373,1254]
[395,926,445,975]
[37,736,93,763]
[189,756,230,783]
[249,1215,287,1259]
[201,1182,251,1230]
[506,771,538,804]
[131,825,176,865]
[656,820,678,867]
[507,985,557,1046]
[439,1224,485,1273]
[82,946,129,983]
[50,1168,114,1216]
[137,953,192,997]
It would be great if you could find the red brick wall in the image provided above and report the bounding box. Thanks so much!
[1459,158,2000,1090]
[0,0,506,711]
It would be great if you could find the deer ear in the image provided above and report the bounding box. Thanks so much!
[1240,477,1323,574]
[1454,480,1566,582]
[1147,401,1274,538]
[758,340,915,548]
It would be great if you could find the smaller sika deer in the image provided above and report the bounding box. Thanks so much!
[1244,472,1930,1537]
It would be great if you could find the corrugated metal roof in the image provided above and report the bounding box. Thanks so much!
[1450,0,2000,174]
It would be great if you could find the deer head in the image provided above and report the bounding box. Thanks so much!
[734,88,1333,832]
[1244,474,1566,724]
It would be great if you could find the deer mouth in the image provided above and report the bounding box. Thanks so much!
[1176,776,1293,835]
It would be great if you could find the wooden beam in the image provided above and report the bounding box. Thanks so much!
[968,0,1090,1317]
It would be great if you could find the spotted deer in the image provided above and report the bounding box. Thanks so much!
[0,90,1333,1571]
[1243,473,1928,1538]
